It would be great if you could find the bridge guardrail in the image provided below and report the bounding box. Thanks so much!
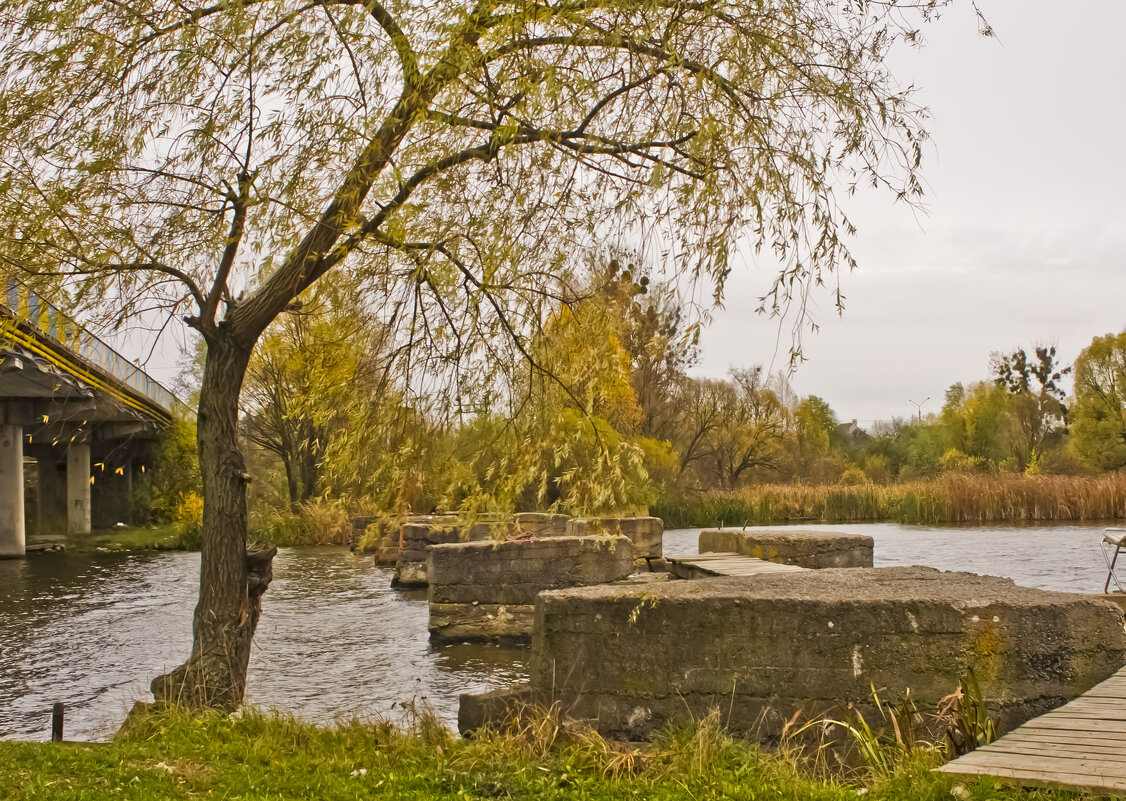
[1,278,178,413]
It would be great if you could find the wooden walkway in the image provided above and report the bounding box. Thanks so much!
[940,666,1126,793]
[666,552,807,580]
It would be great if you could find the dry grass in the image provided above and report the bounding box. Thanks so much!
[248,499,354,546]
[655,473,1126,528]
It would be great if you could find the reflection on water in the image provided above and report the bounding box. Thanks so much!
[663,522,1115,593]
[0,547,526,742]
[1,522,1116,742]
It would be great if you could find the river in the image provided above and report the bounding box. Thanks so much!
[0,522,1118,741]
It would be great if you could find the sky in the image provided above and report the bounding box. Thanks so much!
[691,0,1126,427]
[118,0,1126,419]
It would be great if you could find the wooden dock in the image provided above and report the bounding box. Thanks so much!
[666,552,807,580]
[939,666,1126,793]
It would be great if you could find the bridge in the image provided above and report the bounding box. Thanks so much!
[0,278,180,557]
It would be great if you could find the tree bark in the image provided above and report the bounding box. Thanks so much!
[298,428,320,503]
[283,451,300,508]
[151,331,276,709]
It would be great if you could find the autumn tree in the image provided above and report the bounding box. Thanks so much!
[1071,332,1126,470]
[991,345,1070,469]
[672,368,787,489]
[0,0,958,707]
[673,377,726,480]
[242,278,391,506]
[788,394,843,482]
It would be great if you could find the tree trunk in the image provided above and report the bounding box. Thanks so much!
[151,332,276,709]
[298,430,320,503]
[283,452,300,508]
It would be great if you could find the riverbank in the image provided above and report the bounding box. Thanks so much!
[654,474,1126,528]
[55,523,199,552]
[0,707,1076,800]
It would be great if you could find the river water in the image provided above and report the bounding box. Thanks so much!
[0,523,1119,741]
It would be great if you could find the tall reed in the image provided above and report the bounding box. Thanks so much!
[654,473,1126,528]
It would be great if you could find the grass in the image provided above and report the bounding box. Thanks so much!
[0,705,1101,801]
[248,499,354,547]
[61,523,199,552]
[654,473,1126,528]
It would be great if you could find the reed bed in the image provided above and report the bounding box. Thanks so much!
[248,499,355,546]
[654,473,1126,528]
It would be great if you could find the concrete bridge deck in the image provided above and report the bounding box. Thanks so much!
[0,277,179,556]
[940,665,1126,793]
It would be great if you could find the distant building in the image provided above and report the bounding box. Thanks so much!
[838,418,869,443]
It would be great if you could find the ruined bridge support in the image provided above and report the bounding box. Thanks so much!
[66,441,91,535]
[0,424,23,557]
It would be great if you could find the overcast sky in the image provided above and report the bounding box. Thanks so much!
[125,1,1126,418]
[692,0,1126,426]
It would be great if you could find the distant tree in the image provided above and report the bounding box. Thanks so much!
[673,378,727,480]
[242,280,391,507]
[0,0,965,708]
[991,346,1071,468]
[940,381,1012,469]
[789,395,843,481]
[673,368,786,489]
[1071,332,1126,470]
[710,368,788,489]
[623,286,699,443]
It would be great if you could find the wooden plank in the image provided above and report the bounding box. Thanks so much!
[1020,717,1126,733]
[972,742,1126,764]
[945,752,1126,780]
[949,761,1126,783]
[939,666,1126,792]
[1071,689,1126,700]
[974,745,1126,763]
[1034,713,1126,724]
[992,730,1126,748]
[1078,680,1126,691]
[940,763,1126,793]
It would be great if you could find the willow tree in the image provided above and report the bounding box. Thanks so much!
[0,0,957,707]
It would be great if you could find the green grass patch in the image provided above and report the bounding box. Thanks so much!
[64,523,199,552]
[0,706,1097,800]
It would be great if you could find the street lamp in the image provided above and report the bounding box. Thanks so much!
[907,397,930,423]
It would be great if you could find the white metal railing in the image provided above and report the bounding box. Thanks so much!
[1,277,177,413]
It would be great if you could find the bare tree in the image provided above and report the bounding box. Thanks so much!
[0,0,955,707]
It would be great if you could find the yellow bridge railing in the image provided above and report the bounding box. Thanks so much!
[0,278,177,416]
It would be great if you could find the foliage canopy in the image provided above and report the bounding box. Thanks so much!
[0,0,964,707]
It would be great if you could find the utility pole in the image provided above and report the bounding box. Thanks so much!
[907,397,930,423]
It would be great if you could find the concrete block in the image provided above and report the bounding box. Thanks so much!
[429,603,536,644]
[699,528,873,568]
[458,684,541,735]
[389,513,577,586]
[428,535,634,642]
[567,517,663,559]
[514,513,571,537]
[459,566,1126,741]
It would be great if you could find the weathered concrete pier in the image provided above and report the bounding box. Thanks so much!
[388,513,572,587]
[428,535,635,643]
[372,513,660,588]
[698,528,873,568]
[668,527,874,579]
[460,528,1126,744]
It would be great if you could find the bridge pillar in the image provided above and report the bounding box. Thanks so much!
[37,459,66,534]
[0,424,24,557]
[67,442,91,535]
